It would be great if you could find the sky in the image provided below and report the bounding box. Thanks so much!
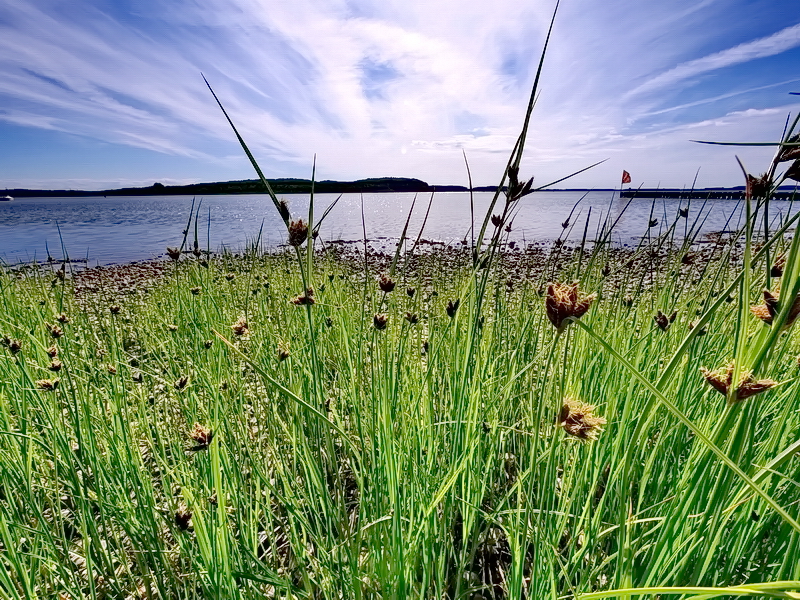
[1,0,800,191]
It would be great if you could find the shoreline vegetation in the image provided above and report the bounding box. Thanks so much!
[4,177,798,199]
[2,212,800,598]
[3,5,800,596]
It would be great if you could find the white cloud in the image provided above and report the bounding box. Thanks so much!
[0,0,799,190]
[626,22,800,99]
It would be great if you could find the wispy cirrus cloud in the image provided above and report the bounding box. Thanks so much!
[626,21,800,99]
[0,0,799,190]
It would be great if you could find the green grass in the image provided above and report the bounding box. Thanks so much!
[1,212,799,599]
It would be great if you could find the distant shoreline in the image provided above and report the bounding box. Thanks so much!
[4,176,797,199]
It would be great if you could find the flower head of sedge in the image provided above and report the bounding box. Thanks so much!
[700,362,777,404]
[771,254,786,277]
[231,315,249,335]
[291,288,315,306]
[287,219,308,247]
[174,505,192,531]
[378,274,396,293]
[188,423,213,451]
[446,299,460,318]
[36,378,59,391]
[46,323,64,339]
[751,289,800,329]
[277,341,290,361]
[557,398,606,441]
[545,282,596,330]
[654,310,676,331]
[373,313,389,330]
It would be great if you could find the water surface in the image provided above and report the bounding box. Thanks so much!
[1,192,796,265]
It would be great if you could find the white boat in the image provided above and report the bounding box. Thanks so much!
[0,196,12,201]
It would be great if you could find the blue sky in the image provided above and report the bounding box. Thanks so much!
[1,0,799,190]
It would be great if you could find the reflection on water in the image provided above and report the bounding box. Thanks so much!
[1,192,797,265]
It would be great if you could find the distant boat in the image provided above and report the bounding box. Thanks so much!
[0,196,12,201]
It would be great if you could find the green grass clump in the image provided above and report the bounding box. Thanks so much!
[0,215,799,599]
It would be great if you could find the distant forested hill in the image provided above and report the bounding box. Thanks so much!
[6,177,504,197]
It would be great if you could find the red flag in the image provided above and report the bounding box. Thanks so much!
[621,170,631,184]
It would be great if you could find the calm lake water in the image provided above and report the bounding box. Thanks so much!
[1,191,797,265]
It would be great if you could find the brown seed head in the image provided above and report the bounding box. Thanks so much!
[688,321,707,336]
[406,287,416,298]
[654,310,671,331]
[746,173,771,199]
[225,272,235,281]
[167,324,178,332]
[231,316,249,336]
[46,323,64,339]
[648,218,658,228]
[174,375,189,390]
[700,362,778,403]
[46,345,58,358]
[36,378,59,391]
[277,342,290,361]
[446,299,460,318]
[166,247,181,261]
[505,166,534,201]
[107,365,117,375]
[48,359,63,372]
[777,134,800,162]
[8,339,22,354]
[56,313,70,323]
[751,289,800,328]
[288,219,309,247]
[786,159,800,183]
[189,423,214,450]
[491,214,503,228]
[378,274,396,293]
[291,288,315,306]
[190,287,201,296]
[109,305,121,315]
[557,398,606,441]
[174,505,192,530]
[771,254,786,277]
[404,311,419,324]
[277,199,291,222]
[373,313,389,330]
[545,282,596,330]
[203,339,213,349]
